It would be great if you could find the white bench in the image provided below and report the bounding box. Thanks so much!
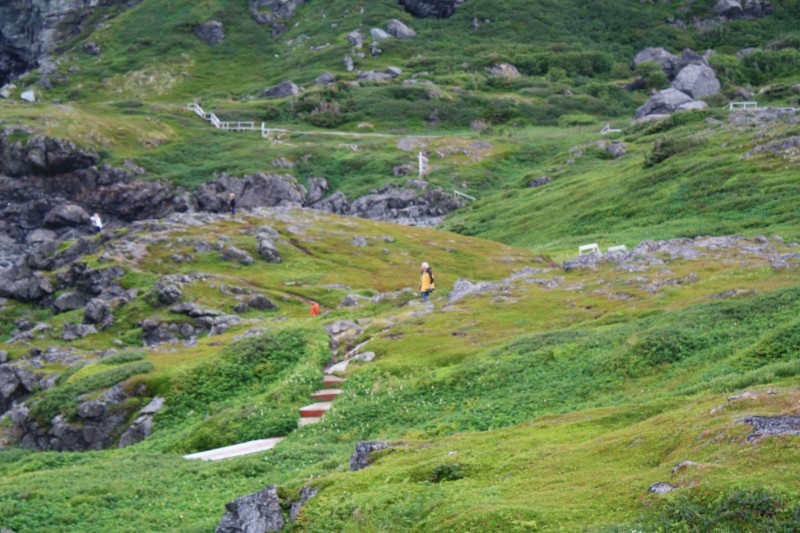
[728,101,758,111]
[579,243,600,255]
[607,245,628,253]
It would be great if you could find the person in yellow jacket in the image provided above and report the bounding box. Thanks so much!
[420,262,435,302]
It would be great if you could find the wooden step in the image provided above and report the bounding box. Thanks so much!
[322,375,345,386]
[299,402,332,418]
[183,438,284,461]
[298,417,322,427]
[311,389,343,402]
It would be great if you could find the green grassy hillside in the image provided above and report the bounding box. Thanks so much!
[1,0,800,531]
[1,210,800,531]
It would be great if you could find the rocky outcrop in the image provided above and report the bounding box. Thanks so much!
[249,0,308,37]
[193,20,225,45]
[0,364,41,413]
[0,265,53,301]
[118,396,164,448]
[349,441,389,471]
[0,0,138,85]
[0,131,184,268]
[216,485,284,533]
[672,63,721,99]
[398,0,463,18]
[635,88,707,119]
[195,173,306,212]
[713,0,772,20]
[342,183,465,226]
[735,415,800,441]
[630,48,720,118]
[260,81,302,98]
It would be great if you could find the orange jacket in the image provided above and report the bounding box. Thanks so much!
[310,302,320,316]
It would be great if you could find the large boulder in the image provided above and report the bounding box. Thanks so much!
[346,30,364,48]
[216,485,284,533]
[195,173,307,212]
[0,265,53,302]
[84,298,113,328]
[305,177,329,205]
[52,291,89,313]
[0,133,98,177]
[43,203,89,228]
[193,21,225,45]
[635,88,707,119]
[398,0,463,18]
[632,47,678,77]
[0,365,40,413]
[672,63,721,99]
[387,19,417,39]
[260,81,302,99]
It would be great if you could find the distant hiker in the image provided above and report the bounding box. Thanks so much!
[310,301,320,316]
[420,262,435,303]
[228,192,237,216]
[90,212,103,234]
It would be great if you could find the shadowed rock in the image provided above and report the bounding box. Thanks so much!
[398,0,463,18]
[194,21,225,45]
[216,485,284,533]
[350,441,389,471]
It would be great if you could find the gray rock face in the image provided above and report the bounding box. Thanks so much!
[260,81,301,98]
[306,178,329,205]
[195,173,307,212]
[0,0,132,85]
[358,70,393,82]
[289,486,318,522]
[118,415,153,448]
[77,400,108,419]
[52,291,89,313]
[398,0,463,18]
[311,191,350,215]
[349,441,389,471]
[713,0,772,19]
[387,19,416,39]
[672,63,720,99]
[216,485,284,533]
[0,351,7,363]
[604,142,627,159]
[0,364,40,413]
[635,88,706,119]
[194,20,225,45]
[0,265,54,302]
[345,184,464,226]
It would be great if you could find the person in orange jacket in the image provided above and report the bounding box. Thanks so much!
[310,301,320,316]
[420,262,435,303]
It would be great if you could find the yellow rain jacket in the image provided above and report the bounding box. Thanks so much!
[420,269,435,293]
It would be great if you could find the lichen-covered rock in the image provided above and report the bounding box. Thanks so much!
[635,88,707,119]
[216,485,284,533]
[62,323,97,341]
[648,482,676,494]
[486,63,521,79]
[52,291,89,313]
[220,245,255,265]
